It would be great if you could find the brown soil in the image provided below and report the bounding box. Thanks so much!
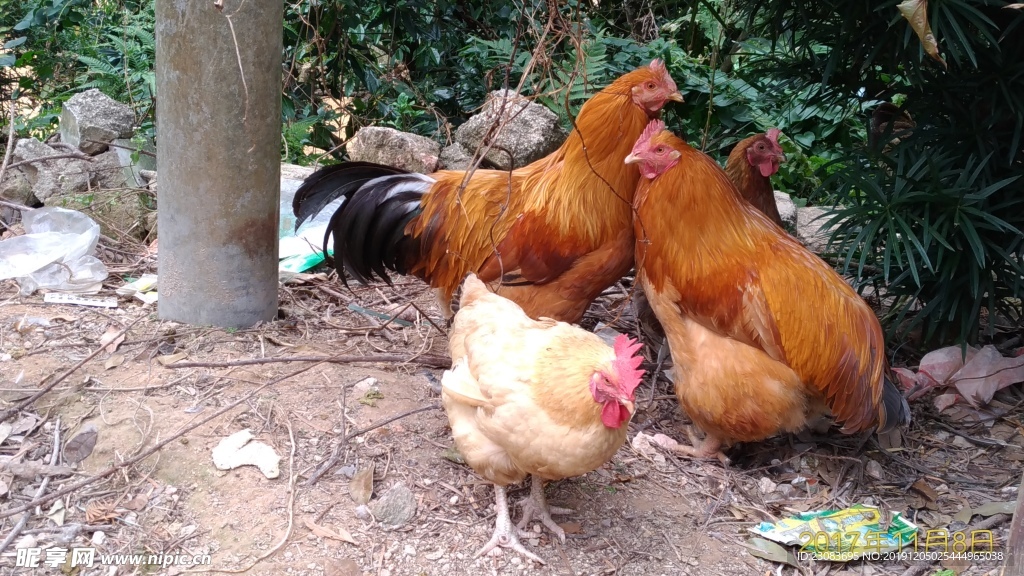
[0,272,1019,576]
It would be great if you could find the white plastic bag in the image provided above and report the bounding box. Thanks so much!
[0,207,108,294]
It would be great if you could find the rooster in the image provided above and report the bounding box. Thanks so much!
[635,128,787,355]
[626,120,910,460]
[441,274,645,563]
[724,128,787,228]
[293,61,682,323]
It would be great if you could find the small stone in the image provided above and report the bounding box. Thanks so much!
[380,570,391,576]
[91,531,106,546]
[425,550,444,561]
[355,504,372,521]
[865,459,884,480]
[403,544,416,557]
[600,519,612,528]
[448,495,459,505]
[758,477,777,494]
[369,483,417,527]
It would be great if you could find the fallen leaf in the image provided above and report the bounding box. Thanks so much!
[898,0,947,68]
[46,499,66,526]
[63,424,99,464]
[744,537,799,568]
[953,500,1015,524]
[104,354,126,370]
[950,345,1024,406]
[303,517,357,545]
[0,422,12,447]
[48,314,76,323]
[349,464,374,505]
[1006,3,1024,8]
[0,479,8,497]
[98,326,126,353]
[156,352,188,366]
[11,415,38,436]
[911,479,939,502]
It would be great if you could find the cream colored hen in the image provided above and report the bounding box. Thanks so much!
[442,274,645,563]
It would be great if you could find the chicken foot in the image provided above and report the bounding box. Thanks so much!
[516,475,572,542]
[670,427,730,464]
[476,484,546,564]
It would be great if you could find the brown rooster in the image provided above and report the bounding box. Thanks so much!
[626,120,910,460]
[634,128,787,353]
[292,61,682,323]
[442,274,645,563]
[724,128,787,228]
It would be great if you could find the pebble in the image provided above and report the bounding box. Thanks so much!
[425,550,444,561]
[370,484,418,527]
[865,459,884,480]
[380,570,391,576]
[449,495,459,505]
[404,544,416,557]
[355,505,373,521]
[758,477,777,494]
[600,519,612,528]
[91,531,106,546]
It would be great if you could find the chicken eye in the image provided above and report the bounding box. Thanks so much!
[645,81,657,90]
[655,146,666,154]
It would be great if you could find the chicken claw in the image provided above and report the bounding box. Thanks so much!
[516,476,572,542]
[477,485,546,565]
[669,427,730,464]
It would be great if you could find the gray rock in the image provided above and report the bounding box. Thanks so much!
[346,127,440,174]
[796,206,837,253]
[438,142,473,170]
[369,483,417,527]
[11,138,91,202]
[60,89,135,155]
[455,90,567,170]
[0,170,35,206]
[773,190,797,230]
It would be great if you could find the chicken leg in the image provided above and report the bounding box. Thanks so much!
[670,427,730,464]
[516,476,572,542]
[476,485,546,564]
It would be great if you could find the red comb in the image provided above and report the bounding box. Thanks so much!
[649,59,666,75]
[633,119,666,152]
[766,128,781,145]
[612,334,646,397]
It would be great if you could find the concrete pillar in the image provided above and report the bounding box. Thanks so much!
[155,0,282,327]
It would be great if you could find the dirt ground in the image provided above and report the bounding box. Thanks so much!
[0,270,1020,576]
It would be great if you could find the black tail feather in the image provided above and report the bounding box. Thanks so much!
[878,372,912,433]
[292,162,407,229]
[292,161,431,286]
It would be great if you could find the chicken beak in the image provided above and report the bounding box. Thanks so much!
[667,91,684,103]
[624,153,641,165]
[777,152,788,163]
[622,399,636,415]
